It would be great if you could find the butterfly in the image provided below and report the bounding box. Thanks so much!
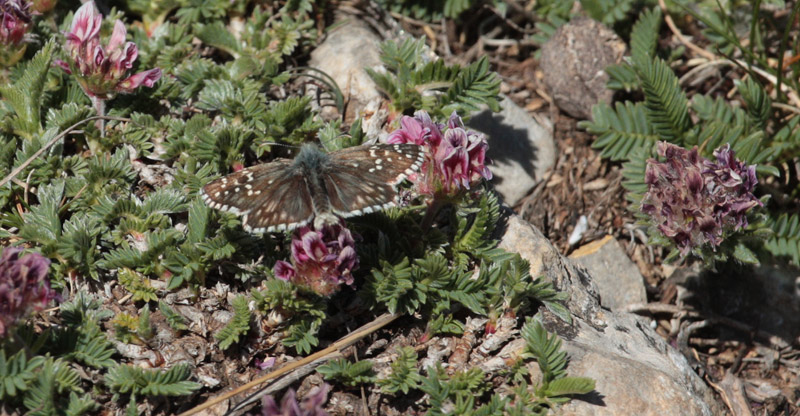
[200,143,426,233]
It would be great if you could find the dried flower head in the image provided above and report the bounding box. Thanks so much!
[273,223,358,296]
[387,110,491,196]
[55,2,161,100]
[0,247,55,338]
[258,384,330,416]
[641,142,762,257]
[0,0,32,67]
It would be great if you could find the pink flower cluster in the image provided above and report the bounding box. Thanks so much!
[387,111,492,196]
[259,384,330,416]
[56,2,161,100]
[273,224,358,296]
[0,247,56,338]
[0,0,32,67]
[641,142,762,257]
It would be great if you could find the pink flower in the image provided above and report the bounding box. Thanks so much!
[386,111,443,147]
[0,0,32,67]
[254,356,276,371]
[641,142,762,258]
[0,247,56,338]
[259,384,330,416]
[387,110,492,196]
[272,223,358,296]
[56,2,162,100]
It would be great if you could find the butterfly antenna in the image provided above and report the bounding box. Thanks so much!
[286,67,345,115]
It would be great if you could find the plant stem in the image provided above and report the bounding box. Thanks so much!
[420,195,448,231]
[92,96,106,137]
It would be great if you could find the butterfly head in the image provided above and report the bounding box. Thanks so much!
[293,143,330,172]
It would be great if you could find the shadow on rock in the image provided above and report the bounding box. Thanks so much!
[467,109,538,188]
[672,261,800,346]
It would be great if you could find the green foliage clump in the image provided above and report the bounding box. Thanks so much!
[0,350,44,400]
[367,38,501,117]
[105,363,201,398]
[378,346,422,394]
[317,358,376,387]
[373,316,594,415]
[252,278,327,355]
[580,6,792,266]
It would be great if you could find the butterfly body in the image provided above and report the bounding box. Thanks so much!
[200,143,426,233]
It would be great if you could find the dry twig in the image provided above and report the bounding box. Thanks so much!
[178,313,400,416]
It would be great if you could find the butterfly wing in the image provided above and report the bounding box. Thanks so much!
[200,160,315,233]
[323,143,426,217]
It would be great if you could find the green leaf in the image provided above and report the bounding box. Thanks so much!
[317,359,376,387]
[65,391,99,416]
[0,41,54,137]
[542,376,595,396]
[635,57,692,142]
[581,101,659,161]
[442,56,501,114]
[765,213,800,265]
[581,0,635,25]
[215,295,251,350]
[159,301,188,331]
[520,318,567,385]
[106,363,200,397]
[735,78,772,128]
[630,7,662,65]
[194,21,241,55]
[732,243,759,265]
[282,317,321,355]
[0,350,44,400]
[606,62,639,91]
[23,358,83,416]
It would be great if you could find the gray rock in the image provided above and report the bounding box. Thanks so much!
[498,213,722,415]
[539,17,626,119]
[467,95,555,205]
[308,17,383,122]
[569,235,647,310]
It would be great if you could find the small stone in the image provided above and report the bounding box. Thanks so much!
[539,17,626,119]
[308,15,383,122]
[570,235,647,310]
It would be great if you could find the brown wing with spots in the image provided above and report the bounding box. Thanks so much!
[323,143,426,216]
[200,159,315,233]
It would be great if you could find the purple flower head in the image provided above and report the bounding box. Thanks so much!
[641,142,763,258]
[386,110,492,196]
[258,384,330,416]
[0,0,32,67]
[272,223,358,296]
[0,247,56,338]
[56,3,162,100]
